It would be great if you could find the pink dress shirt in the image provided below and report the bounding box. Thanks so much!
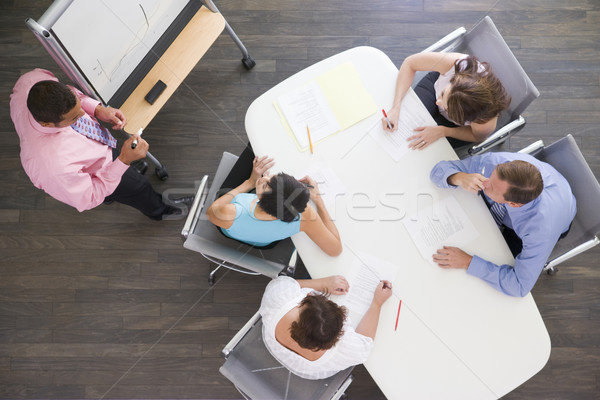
[10,69,128,212]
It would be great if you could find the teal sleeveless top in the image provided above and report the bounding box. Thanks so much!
[220,193,302,246]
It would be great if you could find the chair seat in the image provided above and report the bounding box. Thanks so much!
[220,315,353,400]
[183,152,295,279]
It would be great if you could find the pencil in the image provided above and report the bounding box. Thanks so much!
[307,125,314,154]
[394,299,402,331]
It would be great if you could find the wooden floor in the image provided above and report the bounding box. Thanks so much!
[1,0,599,398]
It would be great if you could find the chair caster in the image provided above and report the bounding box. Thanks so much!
[242,56,256,70]
[131,160,148,175]
[155,165,169,181]
[546,267,558,275]
[208,272,216,286]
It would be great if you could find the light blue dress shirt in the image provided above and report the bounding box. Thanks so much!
[430,152,576,297]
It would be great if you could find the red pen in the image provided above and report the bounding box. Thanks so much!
[394,299,402,331]
[382,109,393,130]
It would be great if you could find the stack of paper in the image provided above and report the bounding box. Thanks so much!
[275,62,378,151]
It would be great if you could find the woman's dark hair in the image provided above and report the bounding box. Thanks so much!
[258,173,310,222]
[290,293,346,351]
[446,55,511,125]
[27,80,77,124]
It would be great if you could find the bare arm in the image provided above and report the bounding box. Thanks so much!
[299,176,342,256]
[407,116,498,150]
[207,155,274,229]
[384,52,463,132]
[355,281,393,339]
[297,275,349,295]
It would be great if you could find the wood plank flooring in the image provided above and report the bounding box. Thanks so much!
[0,0,599,398]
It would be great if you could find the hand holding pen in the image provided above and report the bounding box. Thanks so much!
[382,108,400,132]
[131,128,143,149]
[382,109,394,131]
[478,166,486,196]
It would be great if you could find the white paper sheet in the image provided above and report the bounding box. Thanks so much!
[402,195,480,263]
[299,164,346,211]
[340,252,398,317]
[369,97,435,161]
[276,81,341,148]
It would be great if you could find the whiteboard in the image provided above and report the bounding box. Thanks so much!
[52,0,189,101]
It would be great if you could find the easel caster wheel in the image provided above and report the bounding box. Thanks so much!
[242,56,256,70]
[155,166,169,181]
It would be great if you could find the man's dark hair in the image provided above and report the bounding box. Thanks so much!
[290,293,346,351]
[27,80,77,124]
[258,173,310,222]
[496,160,544,204]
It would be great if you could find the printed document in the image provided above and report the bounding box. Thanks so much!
[276,81,341,149]
[402,195,479,263]
[369,91,435,161]
[341,252,397,317]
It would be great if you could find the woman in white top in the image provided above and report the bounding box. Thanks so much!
[259,275,392,380]
[383,52,510,149]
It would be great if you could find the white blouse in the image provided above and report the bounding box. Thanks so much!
[259,276,373,380]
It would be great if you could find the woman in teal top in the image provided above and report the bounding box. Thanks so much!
[207,148,342,256]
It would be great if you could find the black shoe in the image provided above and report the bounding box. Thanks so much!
[170,195,195,206]
[162,205,188,220]
[131,160,148,175]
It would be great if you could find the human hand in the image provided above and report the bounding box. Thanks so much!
[448,172,487,194]
[95,105,126,130]
[382,106,400,132]
[322,275,349,295]
[118,135,148,165]
[249,155,274,186]
[298,175,320,203]
[432,246,472,269]
[372,280,393,306]
[407,125,444,150]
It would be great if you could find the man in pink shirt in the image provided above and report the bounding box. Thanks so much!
[10,69,184,220]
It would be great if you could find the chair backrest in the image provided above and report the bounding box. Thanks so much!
[183,152,295,279]
[449,16,540,130]
[219,314,353,400]
[533,135,600,259]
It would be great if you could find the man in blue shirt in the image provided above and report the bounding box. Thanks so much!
[430,152,576,297]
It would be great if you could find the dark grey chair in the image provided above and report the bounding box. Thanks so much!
[181,152,296,285]
[519,134,600,275]
[220,311,354,400]
[413,16,540,157]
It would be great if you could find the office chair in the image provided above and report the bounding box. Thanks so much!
[518,134,600,275]
[220,311,354,400]
[181,152,297,285]
[413,16,540,157]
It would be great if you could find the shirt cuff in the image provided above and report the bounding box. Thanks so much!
[466,254,488,278]
[81,97,102,119]
[111,157,130,175]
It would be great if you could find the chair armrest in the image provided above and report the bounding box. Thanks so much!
[222,311,262,358]
[545,236,600,270]
[421,27,467,53]
[180,175,209,240]
[518,140,545,154]
[469,116,526,155]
